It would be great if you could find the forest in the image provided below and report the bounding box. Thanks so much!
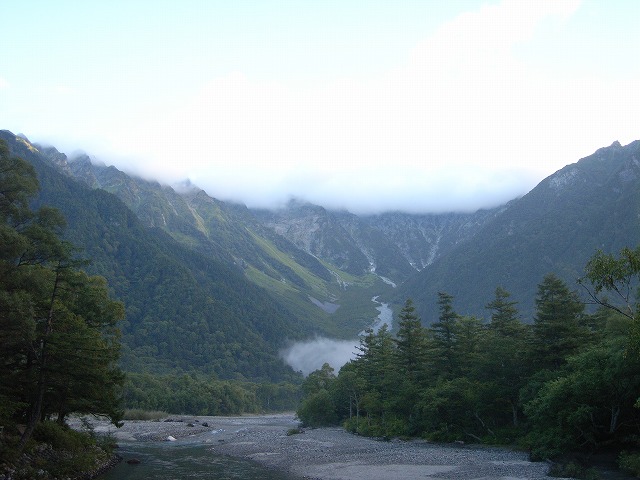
[0,138,305,478]
[3,133,640,478]
[0,139,127,476]
[297,252,640,476]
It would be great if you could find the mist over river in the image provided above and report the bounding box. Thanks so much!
[281,297,392,375]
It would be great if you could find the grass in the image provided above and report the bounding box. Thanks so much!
[123,409,169,420]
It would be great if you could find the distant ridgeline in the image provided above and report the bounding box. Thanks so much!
[2,129,639,384]
[399,140,640,322]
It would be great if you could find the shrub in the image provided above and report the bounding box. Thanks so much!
[29,421,111,478]
[619,451,640,477]
[33,421,89,452]
[296,389,338,428]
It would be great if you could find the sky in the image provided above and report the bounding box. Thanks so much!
[1,0,639,214]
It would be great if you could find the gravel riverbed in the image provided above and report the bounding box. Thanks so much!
[73,414,564,480]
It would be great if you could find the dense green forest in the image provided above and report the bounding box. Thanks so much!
[0,138,303,479]
[297,249,640,475]
[123,373,301,415]
[0,130,309,381]
[0,139,125,477]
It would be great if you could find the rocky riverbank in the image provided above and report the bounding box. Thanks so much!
[72,413,566,479]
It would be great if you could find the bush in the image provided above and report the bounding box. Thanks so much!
[343,416,408,439]
[547,460,599,480]
[33,421,90,452]
[619,451,640,477]
[296,389,338,427]
[27,421,112,479]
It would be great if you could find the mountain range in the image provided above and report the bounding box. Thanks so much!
[2,129,639,379]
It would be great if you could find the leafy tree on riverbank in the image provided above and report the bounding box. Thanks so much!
[0,140,124,461]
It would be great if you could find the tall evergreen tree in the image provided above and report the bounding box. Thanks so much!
[429,292,459,379]
[391,299,429,432]
[394,299,428,384]
[532,274,587,371]
[478,287,530,426]
[486,286,521,335]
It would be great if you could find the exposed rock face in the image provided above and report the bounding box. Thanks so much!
[253,200,500,284]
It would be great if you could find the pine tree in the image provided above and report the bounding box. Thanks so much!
[479,287,531,426]
[486,286,521,336]
[532,274,587,370]
[429,292,460,379]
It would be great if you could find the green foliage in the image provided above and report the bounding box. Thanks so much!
[523,333,640,457]
[297,363,339,427]
[122,409,169,420]
[619,451,640,477]
[547,460,600,480]
[298,255,640,471]
[0,139,124,458]
[395,299,429,385]
[123,372,301,415]
[33,421,89,452]
[581,245,640,351]
[25,421,113,479]
[532,274,587,370]
[297,389,338,428]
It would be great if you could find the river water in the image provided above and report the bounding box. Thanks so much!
[364,296,393,333]
[99,440,296,480]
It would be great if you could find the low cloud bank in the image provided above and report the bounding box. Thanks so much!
[281,337,359,376]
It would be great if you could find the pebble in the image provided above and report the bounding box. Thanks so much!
[69,414,559,480]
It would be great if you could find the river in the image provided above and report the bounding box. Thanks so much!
[362,295,393,333]
[99,300,396,478]
[282,296,393,374]
[99,439,296,480]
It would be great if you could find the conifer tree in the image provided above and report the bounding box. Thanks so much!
[0,140,124,450]
[479,287,530,426]
[429,292,459,379]
[532,274,586,370]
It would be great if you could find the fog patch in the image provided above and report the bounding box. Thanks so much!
[281,337,358,376]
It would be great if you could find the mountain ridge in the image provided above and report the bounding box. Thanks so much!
[399,139,640,322]
[4,129,639,369]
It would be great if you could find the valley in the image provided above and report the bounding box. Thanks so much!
[2,130,639,379]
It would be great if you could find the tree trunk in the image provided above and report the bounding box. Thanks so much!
[19,265,62,451]
[609,405,620,434]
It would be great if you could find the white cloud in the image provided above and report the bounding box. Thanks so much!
[0,76,10,89]
[280,337,358,376]
[96,0,639,213]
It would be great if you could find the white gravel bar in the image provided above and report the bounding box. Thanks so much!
[74,413,564,480]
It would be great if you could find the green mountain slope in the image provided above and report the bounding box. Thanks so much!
[1,130,316,380]
[56,149,390,338]
[400,140,640,322]
[6,128,638,371]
